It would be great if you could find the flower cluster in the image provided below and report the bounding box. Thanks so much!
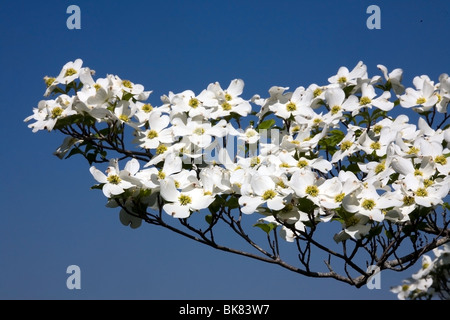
[391,243,450,300]
[25,59,449,242]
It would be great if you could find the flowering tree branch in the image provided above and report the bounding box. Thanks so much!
[26,59,450,297]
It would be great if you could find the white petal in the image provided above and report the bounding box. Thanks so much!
[160,179,180,202]
[238,196,262,214]
[227,79,244,97]
[267,197,285,211]
[124,158,140,175]
[163,203,190,218]
[90,166,108,183]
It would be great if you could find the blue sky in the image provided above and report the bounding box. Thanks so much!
[1,0,449,300]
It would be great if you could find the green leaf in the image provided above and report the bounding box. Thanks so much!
[368,224,383,238]
[343,85,356,97]
[86,153,97,165]
[253,222,277,234]
[91,183,104,190]
[226,196,240,210]
[297,197,316,214]
[205,214,213,225]
[385,230,393,239]
[208,196,225,215]
[257,119,276,130]
[65,147,83,159]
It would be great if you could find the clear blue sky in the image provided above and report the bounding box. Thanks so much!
[1,0,449,300]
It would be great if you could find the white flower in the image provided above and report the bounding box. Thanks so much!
[400,75,439,112]
[377,64,405,95]
[89,159,138,198]
[331,129,358,163]
[54,58,84,86]
[401,173,448,207]
[333,213,371,242]
[112,100,139,128]
[24,96,77,132]
[288,170,325,206]
[277,151,332,174]
[269,86,315,120]
[436,73,450,113]
[133,112,173,149]
[342,186,403,222]
[328,61,368,87]
[412,255,434,280]
[160,178,215,218]
[208,79,252,119]
[238,173,286,214]
[172,116,227,148]
[324,86,360,117]
[358,82,394,111]
[168,89,216,119]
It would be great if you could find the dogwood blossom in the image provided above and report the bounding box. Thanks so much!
[26,59,450,298]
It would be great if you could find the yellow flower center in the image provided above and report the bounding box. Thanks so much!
[142,104,153,113]
[403,196,415,206]
[407,146,420,155]
[107,175,121,185]
[361,199,376,210]
[331,105,341,115]
[305,185,319,197]
[147,130,158,139]
[250,156,260,167]
[276,180,287,189]
[435,155,447,165]
[338,76,347,84]
[156,144,167,154]
[297,160,309,168]
[424,179,434,188]
[225,93,232,101]
[262,189,277,201]
[360,96,372,106]
[335,193,345,203]
[44,77,56,87]
[119,114,129,122]
[370,142,381,150]
[416,97,426,105]
[416,188,428,197]
[222,102,232,111]
[189,98,199,108]
[286,102,297,112]
[340,140,353,151]
[178,194,192,206]
[279,162,291,168]
[122,80,133,89]
[375,161,385,174]
[193,127,205,135]
[65,68,78,77]
[313,88,323,98]
[51,107,63,119]
[373,125,383,134]
[157,171,166,180]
